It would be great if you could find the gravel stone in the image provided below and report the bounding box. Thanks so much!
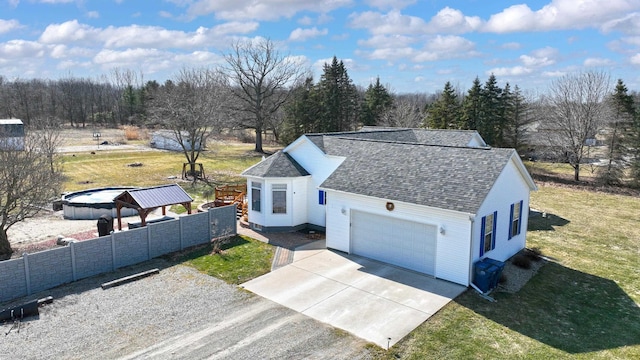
[0,259,375,359]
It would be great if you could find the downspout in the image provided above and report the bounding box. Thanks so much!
[468,215,475,287]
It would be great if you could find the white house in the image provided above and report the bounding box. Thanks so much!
[242,128,537,286]
[0,119,25,151]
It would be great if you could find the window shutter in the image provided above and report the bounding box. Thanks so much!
[492,211,497,250]
[319,190,325,205]
[480,216,486,257]
[509,203,514,239]
[518,200,524,235]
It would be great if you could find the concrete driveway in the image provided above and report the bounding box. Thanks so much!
[241,242,466,348]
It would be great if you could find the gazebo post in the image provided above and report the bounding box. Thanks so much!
[116,204,123,231]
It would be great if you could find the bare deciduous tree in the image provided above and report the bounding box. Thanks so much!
[223,38,306,153]
[147,67,228,180]
[380,93,427,128]
[0,133,64,260]
[540,71,611,181]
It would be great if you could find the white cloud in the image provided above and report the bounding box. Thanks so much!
[584,57,614,67]
[39,20,100,44]
[542,70,567,77]
[186,0,352,21]
[488,66,534,76]
[0,19,21,34]
[39,20,257,50]
[520,47,558,67]
[483,0,640,33]
[349,10,428,35]
[0,40,46,59]
[359,34,476,62]
[87,11,99,19]
[289,27,328,42]
[365,0,416,10]
[502,42,521,50]
[602,12,640,35]
[630,53,640,65]
[427,7,482,34]
[298,16,313,26]
[50,44,94,59]
[357,34,415,48]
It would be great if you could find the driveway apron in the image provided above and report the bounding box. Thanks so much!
[241,242,466,348]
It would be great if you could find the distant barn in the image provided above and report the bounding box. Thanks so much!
[150,130,202,152]
[0,119,25,150]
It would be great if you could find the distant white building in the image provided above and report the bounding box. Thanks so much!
[150,130,202,152]
[0,119,25,151]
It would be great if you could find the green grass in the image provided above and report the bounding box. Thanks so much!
[176,236,274,284]
[61,142,279,199]
[388,184,640,359]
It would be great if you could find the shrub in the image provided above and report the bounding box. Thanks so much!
[123,126,140,140]
[499,273,508,284]
[512,254,532,269]
[525,247,542,261]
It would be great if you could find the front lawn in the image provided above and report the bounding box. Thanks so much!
[390,184,640,359]
[177,235,274,284]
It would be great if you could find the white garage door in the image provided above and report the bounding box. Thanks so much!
[351,211,436,275]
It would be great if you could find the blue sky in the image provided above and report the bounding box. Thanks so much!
[1,0,639,94]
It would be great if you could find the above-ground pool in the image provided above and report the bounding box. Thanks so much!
[62,187,139,220]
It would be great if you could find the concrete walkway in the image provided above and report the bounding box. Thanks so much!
[242,243,466,348]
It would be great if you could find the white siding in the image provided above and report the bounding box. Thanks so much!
[245,176,309,229]
[286,137,345,227]
[246,178,265,227]
[473,156,532,266]
[325,190,472,285]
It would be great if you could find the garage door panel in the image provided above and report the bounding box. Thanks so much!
[351,211,436,275]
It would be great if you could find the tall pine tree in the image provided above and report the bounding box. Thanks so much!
[316,57,359,132]
[361,77,393,126]
[425,81,461,129]
[597,79,634,184]
[461,77,482,130]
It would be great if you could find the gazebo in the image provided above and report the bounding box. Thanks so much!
[114,184,193,230]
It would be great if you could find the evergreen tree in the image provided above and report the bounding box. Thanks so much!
[361,77,393,126]
[425,81,461,129]
[597,79,635,185]
[504,85,531,152]
[282,77,317,144]
[479,74,502,146]
[315,56,359,132]
[496,82,512,147]
[461,77,482,130]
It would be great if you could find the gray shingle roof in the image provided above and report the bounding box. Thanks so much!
[115,184,193,209]
[319,137,515,214]
[305,128,483,151]
[242,150,310,177]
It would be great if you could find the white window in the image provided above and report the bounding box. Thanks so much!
[509,201,523,239]
[251,182,261,212]
[481,211,496,256]
[272,184,287,214]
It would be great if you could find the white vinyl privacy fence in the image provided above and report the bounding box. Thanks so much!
[0,205,237,303]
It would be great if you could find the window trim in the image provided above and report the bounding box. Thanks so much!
[509,200,523,239]
[251,182,261,213]
[480,211,497,256]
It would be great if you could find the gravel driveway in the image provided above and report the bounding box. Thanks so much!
[0,259,375,360]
